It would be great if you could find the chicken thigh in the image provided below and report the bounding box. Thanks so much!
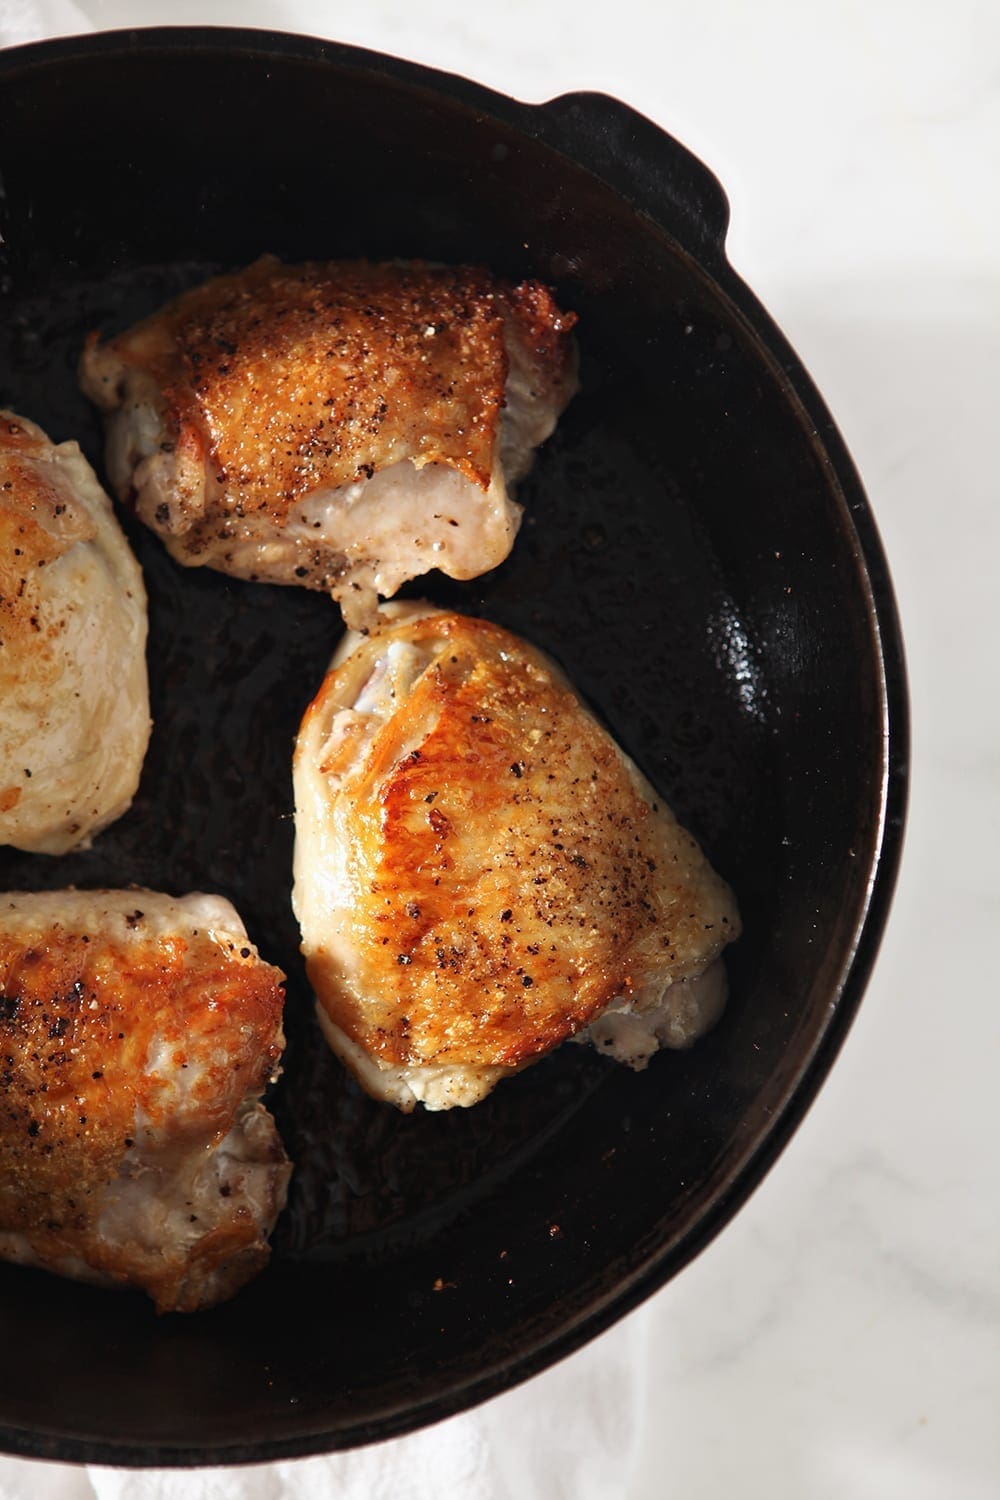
[0,890,290,1312]
[0,411,150,855]
[293,605,740,1111]
[80,258,578,631]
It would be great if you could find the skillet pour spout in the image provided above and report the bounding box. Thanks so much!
[0,26,907,1466]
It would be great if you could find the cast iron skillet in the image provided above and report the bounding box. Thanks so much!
[0,27,907,1466]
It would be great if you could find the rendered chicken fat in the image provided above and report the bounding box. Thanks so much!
[0,411,150,854]
[292,605,741,1110]
[80,258,578,630]
[0,890,290,1312]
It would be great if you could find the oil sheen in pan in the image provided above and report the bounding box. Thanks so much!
[0,262,768,1267]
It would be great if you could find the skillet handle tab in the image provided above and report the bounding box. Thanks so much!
[537,91,730,268]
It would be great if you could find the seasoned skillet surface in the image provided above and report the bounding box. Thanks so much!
[0,33,900,1462]
[0,259,765,1256]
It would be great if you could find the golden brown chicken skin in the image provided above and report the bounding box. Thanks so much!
[0,410,150,855]
[80,258,577,630]
[0,891,290,1312]
[293,606,740,1110]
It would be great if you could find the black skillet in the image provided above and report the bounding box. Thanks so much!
[0,27,907,1465]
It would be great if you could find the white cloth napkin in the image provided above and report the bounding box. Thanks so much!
[0,3,649,1495]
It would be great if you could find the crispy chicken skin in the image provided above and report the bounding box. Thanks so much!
[293,605,740,1110]
[0,891,290,1313]
[80,258,578,630]
[0,411,150,855]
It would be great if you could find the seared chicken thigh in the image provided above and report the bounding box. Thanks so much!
[80,258,577,631]
[0,411,150,855]
[293,605,740,1110]
[0,890,290,1312]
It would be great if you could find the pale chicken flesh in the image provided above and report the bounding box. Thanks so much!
[292,605,741,1111]
[0,411,150,855]
[0,890,290,1312]
[80,258,578,631]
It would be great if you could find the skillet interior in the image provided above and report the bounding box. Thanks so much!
[0,30,905,1463]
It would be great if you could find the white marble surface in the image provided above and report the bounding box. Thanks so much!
[1,1,998,1496]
